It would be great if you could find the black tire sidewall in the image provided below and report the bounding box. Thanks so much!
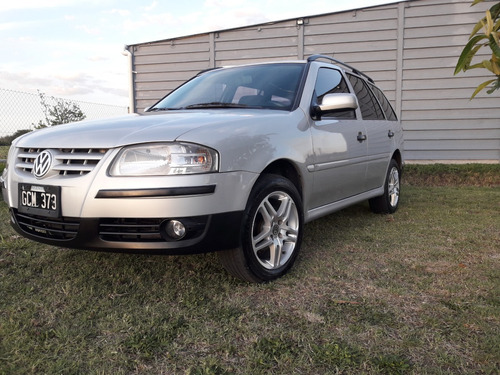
[369,159,401,214]
[385,159,400,214]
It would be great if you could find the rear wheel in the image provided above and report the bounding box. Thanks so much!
[218,174,303,283]
[369,159,401,214]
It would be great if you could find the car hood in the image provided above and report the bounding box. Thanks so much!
[15,110,296,149]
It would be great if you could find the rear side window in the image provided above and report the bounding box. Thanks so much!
[369,84,398,121]
[314,68,355,119]
[347,74,385,120]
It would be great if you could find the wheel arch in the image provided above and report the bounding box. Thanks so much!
[391,149,404,179]
[259,159,304,200]
[392,149,403,168]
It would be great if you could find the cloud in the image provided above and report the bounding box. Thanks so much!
[76,24,102,36]
[204,0,245,7]
[144,1,159,12]
[122,12,177,34]
[0,0,117,12]
[88,55,109,62]
[0,20,37,31]
[0,69,127,103]
[119,0,274,43]
[108,8,131,17]
[0,71,54,88]
[200,6,269,33]
[0,0,76,12]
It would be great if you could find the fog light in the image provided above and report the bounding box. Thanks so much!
[165,220,186,240]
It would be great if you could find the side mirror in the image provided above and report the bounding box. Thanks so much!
[318,93,358,112]
[312,93,358,120]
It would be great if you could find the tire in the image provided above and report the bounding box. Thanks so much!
[218,174,303,283]
[369,159,401,214]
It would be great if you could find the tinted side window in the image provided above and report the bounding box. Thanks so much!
[314,68,355,119]
[347,74,385,120]
[370,84,398,121]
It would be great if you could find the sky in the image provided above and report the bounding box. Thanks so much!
[1,0,398,108]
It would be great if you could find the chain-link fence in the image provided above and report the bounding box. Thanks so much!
[0,88,128,140]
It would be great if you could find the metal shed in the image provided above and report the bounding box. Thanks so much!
[125,0,500,163]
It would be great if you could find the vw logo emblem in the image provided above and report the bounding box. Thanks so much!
[33,150,53,179]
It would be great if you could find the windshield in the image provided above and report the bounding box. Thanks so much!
[150,63,306,111]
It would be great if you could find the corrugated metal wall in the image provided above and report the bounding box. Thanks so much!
[129,0,499,162]
[402,0,499,162]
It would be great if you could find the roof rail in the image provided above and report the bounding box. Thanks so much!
[307,54,374,83]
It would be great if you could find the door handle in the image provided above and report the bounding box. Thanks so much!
[357,132,367,142]
[388,130,395,138]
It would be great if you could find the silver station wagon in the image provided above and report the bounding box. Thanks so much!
[1,55,404,282]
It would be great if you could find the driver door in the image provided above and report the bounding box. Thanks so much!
[309,68,367,209]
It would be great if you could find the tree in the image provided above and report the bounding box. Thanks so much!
[36,91,86,128]
[455,0,500,98]
[0,129,31,146]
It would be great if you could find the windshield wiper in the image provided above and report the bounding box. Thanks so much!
[148,107,181,111]
[149,102,250,111]
[184,102,249,109]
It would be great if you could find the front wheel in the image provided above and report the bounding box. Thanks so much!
[369,159,401,214]
[218,175,303,283]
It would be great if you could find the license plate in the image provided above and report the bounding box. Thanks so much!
[18,184,61,218]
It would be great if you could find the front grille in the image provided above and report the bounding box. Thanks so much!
[14,210,80,240]
[16,148,108,177]
[99,218,164,242]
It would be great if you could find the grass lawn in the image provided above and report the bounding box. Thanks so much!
[0,165,499,374]
[0,145,8,174]
[0,145,8,159]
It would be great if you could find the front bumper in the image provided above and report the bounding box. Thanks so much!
[9,208,244,254]
[4,145,259,254]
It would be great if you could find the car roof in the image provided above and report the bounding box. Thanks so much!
[209,55,374,84]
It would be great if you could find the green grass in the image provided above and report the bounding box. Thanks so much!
[404,163,500,187]
[0,145,9,160]
[0,145,8,174]
[1,166,499,374]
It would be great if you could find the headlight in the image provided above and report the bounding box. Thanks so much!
[109,143,219,176]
